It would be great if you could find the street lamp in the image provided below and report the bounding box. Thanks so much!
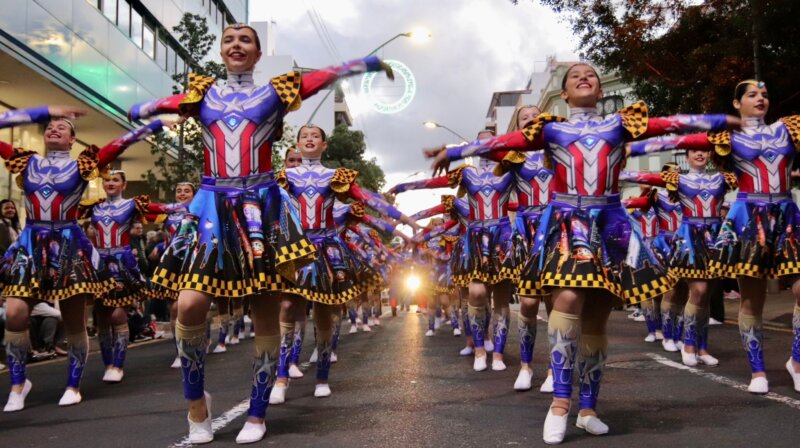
[422,121,469,142]
[307,28,432,124]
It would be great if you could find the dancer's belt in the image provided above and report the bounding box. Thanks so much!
[737,192,792,203]
[551,193,621,208]
[96,245,131,256]
[201,172,275,191]
[305,227,338,239]
[468,216,510,228]
[683,216,722,224]
[26,219,78,230]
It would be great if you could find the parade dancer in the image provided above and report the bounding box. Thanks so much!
[273,124,417,402]
[621,151,736,367]
[1,105,167,411]
[627,80,800,394]
[392,130,519,373]
[429,63,735,443]
[128,24,392,444]
[81,168,179,383]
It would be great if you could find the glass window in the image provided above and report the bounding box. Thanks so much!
[117,0,130,35]
[213,4,218,23]
[143,25,155,58]
[167,45,175,74]
[176,57,185,78]
[102,0,117,23]
[157,39,167,70]
[131,9,142,47]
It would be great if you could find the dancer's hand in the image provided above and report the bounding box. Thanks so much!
[48,106,88,120]
[624,142,632,157]
[725,115,741,131]
[430,150,451,177]
[379,61,395,81]
[423,145,446,158]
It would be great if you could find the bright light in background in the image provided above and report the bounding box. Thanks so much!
[405,273,421,292]
[423,121,437,129]
[406,26,432,44]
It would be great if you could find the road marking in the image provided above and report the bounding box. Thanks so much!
[647,352,800,411]
[168,398,250,448]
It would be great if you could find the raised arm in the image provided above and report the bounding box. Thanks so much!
[388,175,452,195]
[443,130,540,162]
[361,214,410,244]
[129,94,187,121]
[623,195,651,210]
[641,114,730,139]
[628,133,714,157]
[409,204,446,221]
[144,202,187,222]
[0,106,70,159]
[619,170,667,187]
[97,120,165,169]
[300,56,389,99]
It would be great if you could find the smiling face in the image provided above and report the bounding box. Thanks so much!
[517,106,541,129]
[220,26,262,73]
[734,83,769,119]
[297,125,327,158]
[102,172,127,196]
[560,64,603,108]
[44,119,76,151]
[175,184,195,204]
[1,201,17,219]
[687,149,709,170]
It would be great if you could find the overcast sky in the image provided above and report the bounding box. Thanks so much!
[251,0,578,217]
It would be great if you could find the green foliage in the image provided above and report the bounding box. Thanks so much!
[537,0,800,117]
[271,122,297,172]
[322,124,386,192]
[143,13,227,199]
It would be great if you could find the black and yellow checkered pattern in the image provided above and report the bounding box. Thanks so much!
[271,71,302,111]
[625,274,675,305]
[517,279,547,297]
[152,267,289,298]
[275,238,317,280]
[669,266,718,280]
[331,167,360,194]
[179,73,215,116]
[286,283,362,305]
[4,277,116,303]
[540,272,622,297]
[521,113,566,143]
[76,145,102,181]
[707,131,732,156]
[780,115,800,149]
[618,100,649,138]
[5,148,36,174]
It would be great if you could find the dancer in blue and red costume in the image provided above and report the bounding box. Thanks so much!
[80,169,182,384]
[273,124,417,403]
[412,217,458,337]
[429,63,736,443]
[625,79,800,394]
[1,105,167,411]
[392,129,519,373]
[127,24,394,444]
[621,151,738,367]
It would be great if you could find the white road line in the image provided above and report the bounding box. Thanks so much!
[168,398,250,448]
[647,352,800,411]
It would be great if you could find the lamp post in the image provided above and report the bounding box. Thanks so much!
[306,28,431,124]
[422,121,469,142]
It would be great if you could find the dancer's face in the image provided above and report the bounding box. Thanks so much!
[284,150,303,168]
[687,149,709,170]
[44,119,76,151]
[220,27,261,73]
[560,64,603,108]
[734,84,769,119]
[175,184,194,203]
[102,173,127,196]
[517,106,541,129]
[297,126,327,158]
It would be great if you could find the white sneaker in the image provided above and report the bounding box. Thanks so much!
[213,344,227,354]
[225,334,231,344]
[675,341,684,351]
[492,359,507,371]
[634,314,646,322]
[236,421,266,444]
[747,376,768,394]
[655,330,664,341]
[374,318,381,326]
[434,318,442,330]
[288,364,304,379]
[331,352,338,363]
[0,362,5,371]
[576,414,609,435]
[187,392,213,444]
[362,324,372,332]
[644,333,656,343]
[314,383,332,398]
[662,339,678,352]
[786,359,800,392]
[171,357,182,369]
[514,368,533,391]
[627,310,640,319]
[459,346,474,356]
[697,353,719,366]
[425,329,434,337]
[681,347,698,367]
[484,340,494,352]
[709,318,724,326]
[453,328,462,336]
[229,336,240,345]
[3,379,32,412]
[543,406,569,444]
[349,325,358,334]
[58,389,82,407]
[309,348,318,364]
[269,384,287,405]
[103,368,124,383]
[473,355,488,372]
[244,315,252,324]
[540,374,555,393]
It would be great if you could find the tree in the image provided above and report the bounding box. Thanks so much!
[535,0,800,118]
[322,124,386,192]
[143,13,226,199]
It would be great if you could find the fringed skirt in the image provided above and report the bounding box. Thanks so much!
[522,193,674,305]
[285,228,362,305]
[669,217,721,280]
[152,173,316,299]
[1,220,115,302]
[711,192,800,279]
[515,208,546,296]
[433,259,454,294]
[462,217,518,285]
[96,246,155,307]
[450,236,468,287]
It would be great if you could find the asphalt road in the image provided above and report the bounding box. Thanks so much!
[2,307,800,447]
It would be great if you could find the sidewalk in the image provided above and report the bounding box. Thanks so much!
[723,289,797,330]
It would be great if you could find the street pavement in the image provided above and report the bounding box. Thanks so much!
[1,306,800,447]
